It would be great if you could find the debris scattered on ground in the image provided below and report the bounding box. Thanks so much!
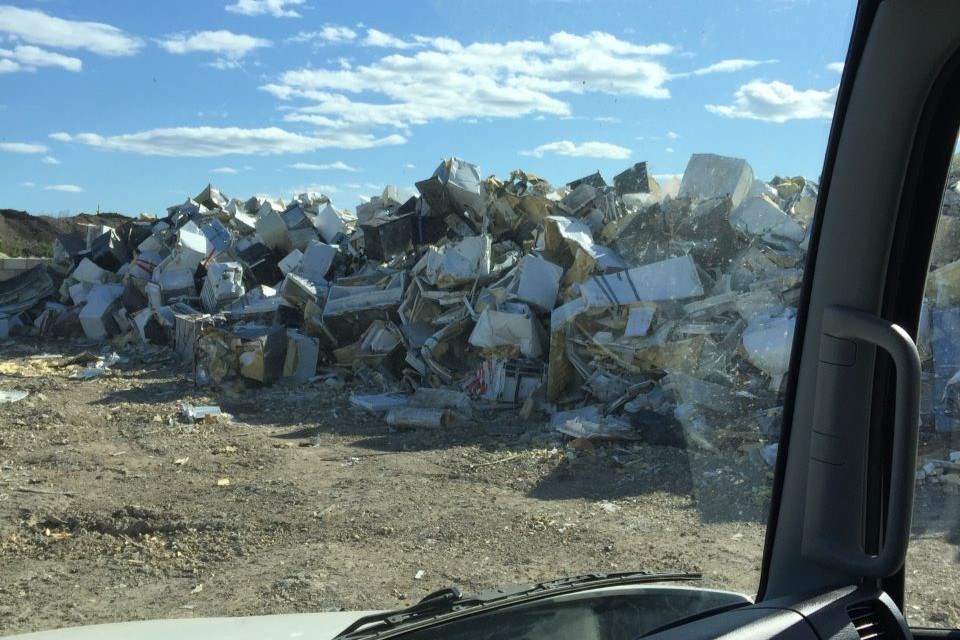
[182,404,231,423]
[0,388,28,403]
[70,352,121,380]
[0,152,848,460]
[0,332,955,633]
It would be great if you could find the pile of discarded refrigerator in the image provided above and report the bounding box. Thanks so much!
[1,152,824,448]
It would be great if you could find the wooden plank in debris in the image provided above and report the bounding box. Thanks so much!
[547,325,574,402]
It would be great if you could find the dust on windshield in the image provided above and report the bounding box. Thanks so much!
[0,0,863,634]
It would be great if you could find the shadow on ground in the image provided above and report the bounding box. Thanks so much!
[3,338,775,527]
[232,386,772,525]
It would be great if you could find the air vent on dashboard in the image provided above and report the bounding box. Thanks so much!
[847,602,889,640]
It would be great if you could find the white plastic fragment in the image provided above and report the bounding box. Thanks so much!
[434,156,483,212]
[68,282,92,306]
[413,235,491,287]
[255,209,288,250]
[487,254,563,313]
[72,258,110,285]
[314,203,350,244]
[301,240,338,280]
[469,302,544,357]
[324,272,405,316]
[742,310,796,379]
[282,330,320,385]
[542,216,625,270]
[201,262,245,312]
[747,177,778,200]
[182,404,230,423]
[579,255,704,308]
[0,389,28,403]
[624,306,656,337]
[385,406,456,428]
[679,153,754,208]
[78,284,125,340]
[156,268,195,303]
[278,249,303,276]
[157,221,210,275]
[549,405,634,440]
[550,297,588,331]
[730,196,805,242]
[72,352,121,379]
[350,392,411,414]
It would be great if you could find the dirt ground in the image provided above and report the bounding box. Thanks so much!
[0,338,956,635]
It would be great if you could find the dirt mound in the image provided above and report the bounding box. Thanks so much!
[0,209,130,258]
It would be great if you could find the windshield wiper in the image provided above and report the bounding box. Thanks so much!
[334,570,701,639]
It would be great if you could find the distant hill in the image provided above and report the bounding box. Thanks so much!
[0,209,130,258]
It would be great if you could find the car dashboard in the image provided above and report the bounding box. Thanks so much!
[643,585,909,640]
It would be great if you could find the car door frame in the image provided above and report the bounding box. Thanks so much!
[757,0,960,634]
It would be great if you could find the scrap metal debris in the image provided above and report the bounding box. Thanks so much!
[3,153,822,451]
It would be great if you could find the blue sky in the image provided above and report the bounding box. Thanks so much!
[0,0,855,216]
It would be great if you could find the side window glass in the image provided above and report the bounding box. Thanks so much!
[909,152,960,628]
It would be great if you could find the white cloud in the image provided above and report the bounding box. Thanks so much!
[45,184,83,193]
[293,25,358,44]
[288,161,359,171]
[41,155,60,164]
[521,140,631,159]
[0,142,47,154]
[666,131,679,139]
[343,182,361,189]
[263,30,675,143]
[362,29,415,49]
[225,0,305,18]
[21,181,35,187]
[0,58,19,73]
[208,58,243,70]
[0,6,141,56]
[546,31,672,56]
[559,114,622,123]
[51,126,406,156]
[665,147,675,153]
[827,61,844,73]
[159,30,270,59]
[287,183,338,195]
[403,163,416,169]
[212,166,238,173]
[706,79,837,122]
[0,45,82,72]
[675,58,776,78]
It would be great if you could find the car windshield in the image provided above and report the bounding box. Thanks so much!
[0,1,881,635]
